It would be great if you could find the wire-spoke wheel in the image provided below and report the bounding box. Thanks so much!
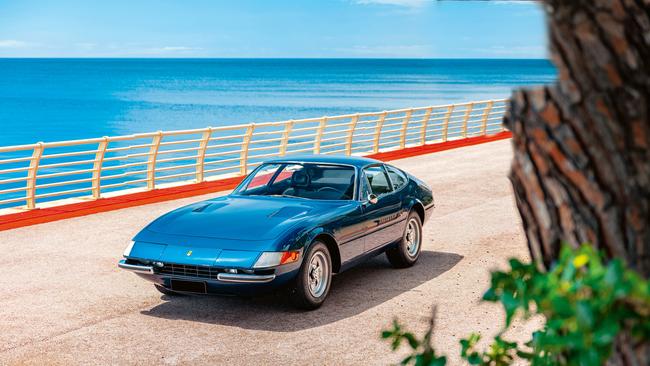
[289,241,332,310]
[386,211,423,268]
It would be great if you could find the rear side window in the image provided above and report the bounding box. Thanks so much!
[363,165,392,195]
[386,165,408,191]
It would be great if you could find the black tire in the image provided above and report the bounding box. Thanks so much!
[288,241,332,310]
[386,211,422,268]
[154,284,184,296]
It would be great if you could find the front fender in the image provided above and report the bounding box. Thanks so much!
[276,224,336,252]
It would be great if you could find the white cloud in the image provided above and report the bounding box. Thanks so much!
[491,1,539,5]
[337,44,433,57]
[75,42,97,50]
[138,46,204,55]
[160,46,198,52]
[354,0,429,8]
[0,40,32,48]
[460,45,546,58]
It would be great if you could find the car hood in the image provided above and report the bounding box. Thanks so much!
[144,195,354,241]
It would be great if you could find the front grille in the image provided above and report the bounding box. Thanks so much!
[157,263,223,280]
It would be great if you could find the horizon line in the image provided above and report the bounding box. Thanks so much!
[0,56,551,60]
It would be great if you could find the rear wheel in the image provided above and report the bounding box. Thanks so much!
[154,284,184,296]
[288,241,332,310]
[386,212,422,268]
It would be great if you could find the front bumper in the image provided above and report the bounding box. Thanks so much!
[118,259,298,295]
[118,259,276,283]
[118,260,154,275]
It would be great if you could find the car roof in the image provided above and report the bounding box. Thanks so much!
[264,154,382,168]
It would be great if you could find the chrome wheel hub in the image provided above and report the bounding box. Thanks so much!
[308,251,328,298]
[405,218,420,257]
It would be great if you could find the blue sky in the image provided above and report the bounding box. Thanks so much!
[0,0,547,58]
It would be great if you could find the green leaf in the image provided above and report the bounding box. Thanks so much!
[403,332,419,350]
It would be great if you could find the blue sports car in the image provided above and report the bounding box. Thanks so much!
[119,155,434,309]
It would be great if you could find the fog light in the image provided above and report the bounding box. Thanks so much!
[225,268,237,274]
[153,262,164,267]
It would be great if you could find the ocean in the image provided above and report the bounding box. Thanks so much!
[0,58,556,147]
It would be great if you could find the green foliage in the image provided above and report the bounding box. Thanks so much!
[381,309,447,366]
[382,244,650,366]
[460,333,518,366]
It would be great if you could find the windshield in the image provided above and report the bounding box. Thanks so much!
[235,163,356,200]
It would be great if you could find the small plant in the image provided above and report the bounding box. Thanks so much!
[382,244,650,365]
[382,307,447,366]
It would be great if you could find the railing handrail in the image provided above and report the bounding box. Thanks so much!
[0,98,508,211]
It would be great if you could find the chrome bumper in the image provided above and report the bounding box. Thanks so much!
[118,259,276,283]
[216,273,276,283]
[118,259,154,274]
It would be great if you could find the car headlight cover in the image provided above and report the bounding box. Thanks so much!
[123,240,135,257]
[253,251,300,268]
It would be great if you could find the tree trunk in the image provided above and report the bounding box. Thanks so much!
[504,0,649,364]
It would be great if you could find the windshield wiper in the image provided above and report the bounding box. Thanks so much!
[268,194,310,200]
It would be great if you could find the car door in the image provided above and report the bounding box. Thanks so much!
[360,164,403,252]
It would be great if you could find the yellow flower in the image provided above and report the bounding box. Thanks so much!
[573,254,589,268]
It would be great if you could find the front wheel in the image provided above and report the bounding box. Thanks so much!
[288,241,332,310]
[386,212,422,268]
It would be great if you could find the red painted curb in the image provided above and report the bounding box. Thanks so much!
[0,132,511,231]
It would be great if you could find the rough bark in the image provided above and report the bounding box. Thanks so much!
[504,1,650,364]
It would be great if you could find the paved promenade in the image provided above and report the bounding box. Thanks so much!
[0,139,536,365]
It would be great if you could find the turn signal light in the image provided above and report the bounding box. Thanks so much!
[253,251,301,268]
[280,251,300,265]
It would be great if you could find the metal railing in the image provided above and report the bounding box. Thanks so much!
[0,99,507,211]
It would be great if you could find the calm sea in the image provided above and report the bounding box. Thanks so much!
[0,59,556,147]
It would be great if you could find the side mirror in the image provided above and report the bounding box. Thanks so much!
[368,194,378,205]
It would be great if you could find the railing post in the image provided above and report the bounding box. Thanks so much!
[279,120,294,156]
[345,114,359,156]
[442,105,454,142]
[399,109,413,149]
[25,142,44,209]
[240,124,255,175]
[146,131,163,190]
[91,137,109,199]
[480,101,494,135]
[461,103,474,138]
[373,112,387,153]
[195,127,212,183]
[501,102,507,132]
[419,107,433,146]
[313,117,327,154]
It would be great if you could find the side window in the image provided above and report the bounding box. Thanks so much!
[362,165,393,196]
[386,165,408,191]
[361,173,373,199]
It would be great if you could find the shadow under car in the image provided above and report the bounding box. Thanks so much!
[140,250,463,332]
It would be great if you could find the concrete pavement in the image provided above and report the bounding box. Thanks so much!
[0,139,536,365]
